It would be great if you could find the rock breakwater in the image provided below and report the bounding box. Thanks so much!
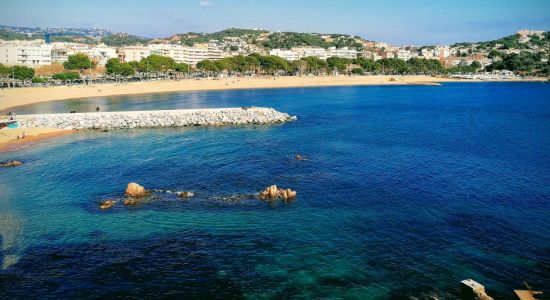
[18,107,296,130]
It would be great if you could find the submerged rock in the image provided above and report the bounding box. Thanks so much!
[99,199,116,210]
[177,191,194,198]
[259,185,297,200]
[294,154,305,161]
[123,198,139,206]
[125,182,148,197]
[0,160,23,168]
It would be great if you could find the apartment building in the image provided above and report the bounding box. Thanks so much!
[181,46,223,65]
[0,40,52,67]
[327,47,357,59]
[292,47,327,60]
[117,46,151,62]
[269,49,300,61]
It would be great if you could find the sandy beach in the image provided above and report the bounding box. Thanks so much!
[0,128,73,153]
[0,75,463,111]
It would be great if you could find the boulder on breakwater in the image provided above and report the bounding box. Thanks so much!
[18,107,297,130]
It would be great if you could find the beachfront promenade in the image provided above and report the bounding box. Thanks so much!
[17,107,296,130]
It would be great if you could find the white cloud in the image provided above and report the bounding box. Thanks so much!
[199,0,213,6]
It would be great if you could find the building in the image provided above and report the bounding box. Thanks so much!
[395,49,413,60]
[148,43,185,63]
[117,46,151,62]
[269,49,300,61]
[327,47,357,59]
[292,47,327,60]
[181,46,223,65]
[382,51,395,59]
[420,48,437,59]
[0,40,52,67]
[436,46,451,58]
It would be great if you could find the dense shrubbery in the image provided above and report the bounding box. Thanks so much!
[52,72,80,80]
[101,34,151,46]
[485,51,548,76]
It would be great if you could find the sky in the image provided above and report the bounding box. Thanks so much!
[3,0,549,45]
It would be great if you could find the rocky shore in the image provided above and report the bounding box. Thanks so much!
[17,107,296,130]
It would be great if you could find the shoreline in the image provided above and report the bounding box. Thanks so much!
[1,75,546,112]
[0,128,74,153]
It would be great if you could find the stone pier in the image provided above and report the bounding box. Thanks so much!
[17,107,296,130]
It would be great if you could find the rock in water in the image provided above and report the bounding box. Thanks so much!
[0,160,23,168]
[99,199,116,210]
[177,191,194,198]
[281,189,297,200]
[125,182,147,197]
[123,198,139,206]
[294,154,305,160]
[259,185,297,200]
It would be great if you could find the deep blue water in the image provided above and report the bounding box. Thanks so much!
[1,83,549,299]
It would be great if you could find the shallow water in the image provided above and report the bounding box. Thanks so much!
[1,83,549,299]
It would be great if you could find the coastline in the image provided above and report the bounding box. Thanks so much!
[1,75,546,112]
[0,128,74,153]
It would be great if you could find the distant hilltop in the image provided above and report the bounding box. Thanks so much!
[0,24,547,50]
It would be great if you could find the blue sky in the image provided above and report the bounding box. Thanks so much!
[3,0,549,45]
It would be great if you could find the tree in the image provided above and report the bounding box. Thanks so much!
[351,67,364,75]
[259,55,288,75]
[301,56,328,75]
[105,58,135,77]
[175,63,190,73]
[196,59,219,74]
[63,53,96,71]
[10,66,35,81]
[137,55,176,73]
[0,63,8,77]
[327,57,351,74]
[289,59,307,75]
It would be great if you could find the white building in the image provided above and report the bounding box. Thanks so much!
[118,46,151,62]
[327,47,357,59]
[81,45,118,66]
[269,49,300,61]
[436,46,451,58]
[181,46,223,65]
[0,40,52,67]
[420,48,437,59]
[292,47,327,60]
[395,49,413,61]
[148,44,185,63]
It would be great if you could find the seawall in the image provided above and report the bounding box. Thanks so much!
[18,107,296,130]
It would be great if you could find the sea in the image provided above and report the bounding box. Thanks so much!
[1,82,549,299]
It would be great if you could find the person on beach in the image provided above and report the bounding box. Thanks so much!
[22,132,25,139]
[96,106,100,112]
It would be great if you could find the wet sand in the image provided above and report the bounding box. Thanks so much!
[0,128,74,153]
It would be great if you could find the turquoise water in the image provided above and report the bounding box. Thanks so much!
[1,83,549,299]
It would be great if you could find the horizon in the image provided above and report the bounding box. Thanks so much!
[3,0,549,45]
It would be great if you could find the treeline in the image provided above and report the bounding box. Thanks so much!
[262,32,363,50]
[177,28,267,46]
[485,50,549,76]
[1,53,480,87]
[100,33,151,47]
